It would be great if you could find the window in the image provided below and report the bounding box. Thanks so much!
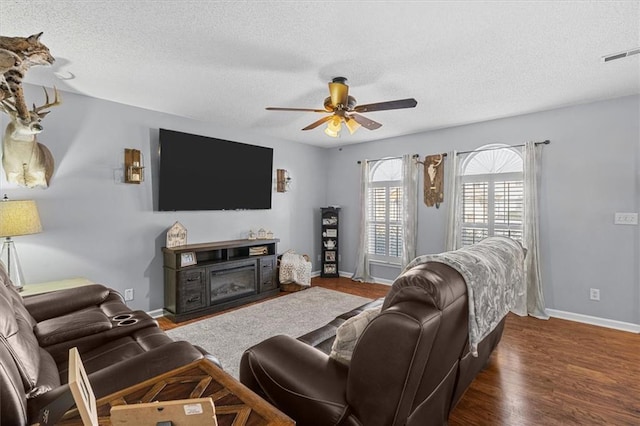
[367,158,403,263]
[459,145,523,247]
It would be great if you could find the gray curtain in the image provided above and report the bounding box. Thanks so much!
[401,154,419,268]
[352,160,372,282]
[522,141,549,319]
[443,150,461,251]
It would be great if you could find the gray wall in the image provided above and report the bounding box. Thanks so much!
[0,85,327,312]
[326,95,639,325]
[3,86,638,326]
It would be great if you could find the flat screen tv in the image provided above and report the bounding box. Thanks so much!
[158,129,273,211]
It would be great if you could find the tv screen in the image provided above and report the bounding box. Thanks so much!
[158,129,273,211]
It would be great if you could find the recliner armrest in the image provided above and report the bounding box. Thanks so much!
[23,285,120,322]
[240,335,351,425]
[27,340,205,424]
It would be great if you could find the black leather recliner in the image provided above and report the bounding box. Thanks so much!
[240,261,506,426]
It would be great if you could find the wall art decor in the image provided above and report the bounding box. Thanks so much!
[423,153,445,208]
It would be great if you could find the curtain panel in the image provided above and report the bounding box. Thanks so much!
[444,150,461,251]
[401,154,419,268]
[352,160,372,282]
[523,141,549,319]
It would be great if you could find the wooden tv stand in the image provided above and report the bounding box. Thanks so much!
[163,239,280,323]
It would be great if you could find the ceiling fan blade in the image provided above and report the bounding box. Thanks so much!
[353,98,418,113]
[350,113,382,130]
[328,80,349,108]
[302,115,334,131]
[266,107,328,113]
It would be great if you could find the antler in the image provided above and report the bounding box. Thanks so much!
[0,97,18,117]
[32,86,61,118]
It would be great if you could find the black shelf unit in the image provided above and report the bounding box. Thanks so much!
[320,207,340,277]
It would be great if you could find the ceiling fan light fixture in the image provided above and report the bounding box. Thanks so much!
[344,116,360,135]
[325,116,342,138]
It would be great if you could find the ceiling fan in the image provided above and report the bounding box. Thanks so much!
[266,77,417,138]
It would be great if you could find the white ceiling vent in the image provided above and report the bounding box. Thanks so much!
[602,48,640,62]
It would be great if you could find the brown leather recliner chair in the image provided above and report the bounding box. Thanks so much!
[0,264,211,426]
[240,261,505,426]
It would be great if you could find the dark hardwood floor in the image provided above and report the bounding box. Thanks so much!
[159,277,640,425]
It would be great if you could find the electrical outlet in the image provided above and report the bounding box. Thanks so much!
[589,288,600,301]
[124,288,134,301]
[614,212,638,225]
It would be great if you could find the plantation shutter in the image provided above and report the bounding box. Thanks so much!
[460,173,523,247]
[367,185,404,260]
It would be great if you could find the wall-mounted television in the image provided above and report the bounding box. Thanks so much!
[158,129,273,211]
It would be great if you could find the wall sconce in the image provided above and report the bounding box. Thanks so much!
[276,169,292,192]
[124,148,144,184]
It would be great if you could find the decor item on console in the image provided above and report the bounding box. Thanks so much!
[0,195,42,291]
[422,153,445,208]
[240,236,525,426]
[257,228,267,239]
[166,221,187,248]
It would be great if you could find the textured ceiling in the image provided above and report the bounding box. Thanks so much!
[1,1,639,147]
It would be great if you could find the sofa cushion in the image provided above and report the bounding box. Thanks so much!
[330,306,381,365]
[34,309,112,347]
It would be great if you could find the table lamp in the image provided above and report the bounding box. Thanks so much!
[0,196,42,291]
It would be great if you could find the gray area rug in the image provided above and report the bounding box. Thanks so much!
[166,287,372,378]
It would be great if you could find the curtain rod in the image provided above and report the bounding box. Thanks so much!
[454,139,550,156]
[355,140,550,164]
[357,154,419,164]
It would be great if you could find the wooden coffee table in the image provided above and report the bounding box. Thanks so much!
[57,358,294,425]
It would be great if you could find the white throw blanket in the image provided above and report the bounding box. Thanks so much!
[279,251,312,287]
[403,237,525,356]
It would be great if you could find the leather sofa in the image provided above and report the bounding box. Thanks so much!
[240,261,506,426]
[0,265,213,426]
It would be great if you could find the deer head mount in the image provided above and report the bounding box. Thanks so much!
[1,86,61,188]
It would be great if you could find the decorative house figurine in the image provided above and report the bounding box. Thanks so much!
[266,230,274,239]
[257,228,267,239]
[248,229,256,240]
[166,222,187,248]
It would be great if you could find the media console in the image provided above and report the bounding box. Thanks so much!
[163,239,279,323]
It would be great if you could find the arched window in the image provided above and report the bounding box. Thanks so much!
[459,144,523,246]
[368,158,403,262]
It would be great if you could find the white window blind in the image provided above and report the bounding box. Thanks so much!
[367,159,403,262]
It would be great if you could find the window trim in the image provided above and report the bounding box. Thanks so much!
[458,147,524,247]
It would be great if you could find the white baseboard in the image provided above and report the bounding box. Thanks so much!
[546,309,640,333]
[147,308,164,319]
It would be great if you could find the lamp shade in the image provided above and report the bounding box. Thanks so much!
[0,200,43,238]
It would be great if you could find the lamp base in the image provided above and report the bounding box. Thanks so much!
[0,238,26,291]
